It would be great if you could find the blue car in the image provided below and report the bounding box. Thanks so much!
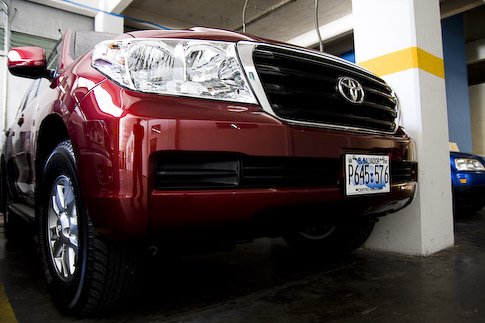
[450,151,485,212]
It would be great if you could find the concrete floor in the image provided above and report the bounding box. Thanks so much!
[1,211,485,322]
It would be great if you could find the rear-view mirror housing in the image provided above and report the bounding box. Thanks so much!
[7,46,50,79]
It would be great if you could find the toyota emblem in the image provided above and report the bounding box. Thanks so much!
[337,76,365,104]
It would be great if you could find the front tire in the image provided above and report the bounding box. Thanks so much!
[455,199,485,214]
[38,140,142,316]
[284,218,375,255]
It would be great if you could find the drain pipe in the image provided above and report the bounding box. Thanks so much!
[315,0,323,51]
[0,0,8,134]
[242,0,249,33]
[236,0,296,32]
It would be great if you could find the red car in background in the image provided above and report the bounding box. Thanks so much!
[2,28,417,315]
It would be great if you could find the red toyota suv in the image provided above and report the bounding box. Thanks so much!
[2,28,417,315]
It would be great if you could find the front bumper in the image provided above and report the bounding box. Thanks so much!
[70,84,417,239]
[149,183,416,238]
[452,171,485,205]
[453,184,485,207]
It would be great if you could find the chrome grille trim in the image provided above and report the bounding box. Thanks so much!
[237,41,400,134]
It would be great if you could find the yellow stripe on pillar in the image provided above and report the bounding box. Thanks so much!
[358,47,445,79]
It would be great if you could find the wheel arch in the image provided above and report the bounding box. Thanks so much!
[35,114,70,192]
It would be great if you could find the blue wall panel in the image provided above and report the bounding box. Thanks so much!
[341,51,355,63]
[442,14,473,153]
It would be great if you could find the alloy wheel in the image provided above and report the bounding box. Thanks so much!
[47,175,79,282]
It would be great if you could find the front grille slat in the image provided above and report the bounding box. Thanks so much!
[365,87,397,103]
[255,63,337,85]
[157,170,238,178]
[253,45,398,133]
[264,84,337,101]
[156,158,240,189]
[362,101,398,117]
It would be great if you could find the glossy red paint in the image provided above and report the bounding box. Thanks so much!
[7,46,46,68]
[66,74,415,239]
[3,28,417,241]
[149,184,416,234]
[128,27,267,42]
[2,27,421,316]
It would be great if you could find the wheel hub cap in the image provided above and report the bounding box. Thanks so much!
[299,224,336,240]
[47,175,79,281]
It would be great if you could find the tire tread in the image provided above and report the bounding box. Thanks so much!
[39,140,144,316]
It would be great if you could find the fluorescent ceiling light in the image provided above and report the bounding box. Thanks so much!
[286,14,354,48]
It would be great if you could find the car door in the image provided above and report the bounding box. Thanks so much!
[8,79,40,205]
[8,40,62,206]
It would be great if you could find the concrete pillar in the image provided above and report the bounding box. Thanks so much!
[352,0,454,255]
[95,0,124,34]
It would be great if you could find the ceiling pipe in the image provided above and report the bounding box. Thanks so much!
[242,0,249,33]
[236,0,297,32]
[315,0,323,51]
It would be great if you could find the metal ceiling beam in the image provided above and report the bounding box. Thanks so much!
[104,0,133,14]
[122,6,193,29]
[28,0,134,16]
[286,14,353,47]
[440,0,485,18]
[27,0,98,17]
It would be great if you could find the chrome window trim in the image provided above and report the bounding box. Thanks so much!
[236,41,401,135]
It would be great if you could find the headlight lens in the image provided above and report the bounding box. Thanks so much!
[92,39,257,104]
[454,158,485,171]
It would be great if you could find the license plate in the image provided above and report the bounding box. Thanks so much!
[345,154,390,196]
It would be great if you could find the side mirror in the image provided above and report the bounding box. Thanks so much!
[7,47,49,79]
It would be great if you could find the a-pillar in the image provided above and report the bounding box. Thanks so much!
[95,0,124,34]
[352,0,454,255]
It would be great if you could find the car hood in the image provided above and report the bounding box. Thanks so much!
[127,26,267,43]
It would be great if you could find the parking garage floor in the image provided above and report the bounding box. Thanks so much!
[1,210,485,323]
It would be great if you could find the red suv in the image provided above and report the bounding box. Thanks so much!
[2,28,417,315]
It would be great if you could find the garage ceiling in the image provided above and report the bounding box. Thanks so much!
[27,0,352,45]
[122,0,352,43]
[28,0,485,47]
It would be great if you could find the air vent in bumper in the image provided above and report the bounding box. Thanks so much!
[155,154,417,190]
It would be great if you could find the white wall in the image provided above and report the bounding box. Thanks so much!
[10,0,93,40]
[0,0,94,147]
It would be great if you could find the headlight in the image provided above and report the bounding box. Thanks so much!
[92,38,257,104]
[454,158,485,171]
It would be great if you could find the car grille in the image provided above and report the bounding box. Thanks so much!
[155,154,416,190]
[252,45,398,133]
